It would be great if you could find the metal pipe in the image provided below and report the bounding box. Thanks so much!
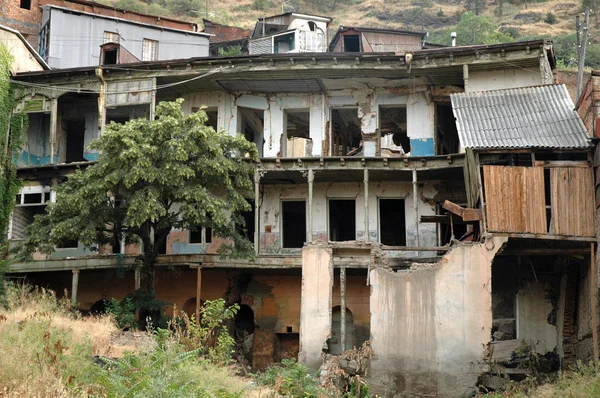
[307,169,314,243]
[364,168,369,241]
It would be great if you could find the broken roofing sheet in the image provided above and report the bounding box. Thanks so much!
[451,84,591,150]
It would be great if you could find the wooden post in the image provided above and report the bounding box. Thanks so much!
[134,267,141,290]
[195,267,202,321]
[364,169,369,242]
[475,153,487,234]
[49,98,58,164]
[591,243,599,363]
[71,269,80,306]
[340,267,346,352]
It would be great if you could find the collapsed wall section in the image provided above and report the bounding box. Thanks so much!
[369,237,507,397]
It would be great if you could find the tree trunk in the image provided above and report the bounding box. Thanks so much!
[140,253,156,294]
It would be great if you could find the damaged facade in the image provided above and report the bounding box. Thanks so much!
[6,38,600,397]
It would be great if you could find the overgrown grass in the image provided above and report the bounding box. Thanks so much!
[0,282,267,397]
[484,362,600,398]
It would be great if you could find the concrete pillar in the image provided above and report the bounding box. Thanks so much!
[71,269,80,306]
[299,245,333,371]
[364,169,369,241]
[340,267,347,352]
[49,98,58,164]
[307,169,314,243]
[134,267,141,290]
[254,169,260,254]
[196,267,202,321]
[412,169,419,246]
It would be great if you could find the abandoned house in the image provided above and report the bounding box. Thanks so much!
[6,38,600,396]
[3,0,206,68]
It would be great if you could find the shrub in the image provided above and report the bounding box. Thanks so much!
[106,297,137,330]
[544,12,556,24]
[255,358,325,398]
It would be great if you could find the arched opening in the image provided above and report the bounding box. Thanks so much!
[234,304,255,365]
[90,299,108,315]
[182,297,205,319]
[330,306,354,354]
[308,21,317,32]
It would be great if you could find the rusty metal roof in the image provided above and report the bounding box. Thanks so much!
[451,84,591,150]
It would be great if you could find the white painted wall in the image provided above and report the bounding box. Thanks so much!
[468,67,542,92]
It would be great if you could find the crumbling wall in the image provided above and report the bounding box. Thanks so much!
[299,245,333,371]
[369,237,507,397]
[258,181,437,253]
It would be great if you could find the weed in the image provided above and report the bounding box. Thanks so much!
[255,358,326,398]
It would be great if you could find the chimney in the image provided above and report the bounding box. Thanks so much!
[451,32,456,47]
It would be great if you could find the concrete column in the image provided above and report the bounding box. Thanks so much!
[49,98,58,164]
[364,169,369,241]
[307,169,314,243]
[412,169,419,246]
[340,267,347,352]
[196,267,202,321]
[149,77,156,120]
[71,269,80,306]
[254,170,261,254]
[299,245,333,371]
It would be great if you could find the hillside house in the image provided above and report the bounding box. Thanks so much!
[7,39,600,396]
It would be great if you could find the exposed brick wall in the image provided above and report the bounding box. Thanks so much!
[0,0,43,48]
[563,266,579,366]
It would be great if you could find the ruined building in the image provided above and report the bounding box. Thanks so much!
[7,39,600,396]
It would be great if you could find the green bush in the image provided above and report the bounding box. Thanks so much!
[544,12,556,24]
[106,297,137,330]
[255,358,325,398]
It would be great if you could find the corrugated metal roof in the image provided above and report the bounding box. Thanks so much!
[451,84,591,150]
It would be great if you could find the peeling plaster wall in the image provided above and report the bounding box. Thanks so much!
[20,112,53,166]
[468,67,542,93]
[258,181,438,254]
[369,237,507,397]
[299,245,333,371]
[182,86,435,158]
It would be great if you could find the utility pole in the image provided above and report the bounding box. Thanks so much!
[577,9,590,101]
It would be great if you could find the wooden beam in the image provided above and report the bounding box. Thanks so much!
[442,199,465,217]
[71,268,79,306]
[591,243,598,364]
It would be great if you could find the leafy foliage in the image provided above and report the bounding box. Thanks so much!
[106,297,137,330]
[0,44,27,304]
[255,358,326,398]
[20,99,256,299]
[429,12,514,46]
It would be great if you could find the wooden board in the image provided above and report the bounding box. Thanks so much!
[550,167,595,237]
[483,166,546,234]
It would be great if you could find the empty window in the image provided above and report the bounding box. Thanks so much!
[379,106,410,155]
[103,31,120,44]
[274,32,295,53]
[435,103,459,155]
[239,199,255,244]
[20,0,31,9]
[64,118,86,163]
[56,239,78,249]
[285,109,311,157]
[282,201,306,248]
[329,199,355,241]
[343,35,360,52]
[238,107,264,157]
[192,107,218,130]
[379,199,406,246]
[308,21,317,31]
[102,49,118,65]
[190,226,212,244]
[331,108,362,156]
[142,39,158,61]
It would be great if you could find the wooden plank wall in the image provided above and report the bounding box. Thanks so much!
[550,167,595,237]
[483,166,547,234]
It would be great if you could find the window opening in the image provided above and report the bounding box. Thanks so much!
[239,199,255,243]
[329,199,355,241]
[64,118,86,163]
[274,32,295,53]
[285,109,311,157]
[20,0,31,9]
[102,49,118,65]
[343,35,360,52]
[56,239,78,249]
[379,199,406,246]
[435,103,459,155]
[192,107,218,130]
[282,201,306,248]
[379,106,409,156]
[238,107,264,157]
[190,226,212,244]
[331,108,361,156]
[103,31,120,44]
[330,306,354,354]
[142,39,158,61]
[308,21,317,31]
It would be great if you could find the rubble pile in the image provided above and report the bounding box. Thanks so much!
[319,341,373,395]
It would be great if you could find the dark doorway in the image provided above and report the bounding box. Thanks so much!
[65,119,86,163]
[379,199,406,246]
[343,35,360,52]
[103,49,118,65]
[329,199,356,241]
[235,305,256,335]
[240,199,255,244]
[435,103,459,155]
[238,107,264,157]
[282,201,306,248]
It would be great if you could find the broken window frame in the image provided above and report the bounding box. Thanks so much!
[329,107,362,157]
[378,105,409,156]
[377,198,407,246]
[9,186,53,242]
[281,199,307,249]
[283,108,311,158]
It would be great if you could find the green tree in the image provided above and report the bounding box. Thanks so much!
[20,99,256,299]
[0,44,27,304]
[455,12,514,46]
